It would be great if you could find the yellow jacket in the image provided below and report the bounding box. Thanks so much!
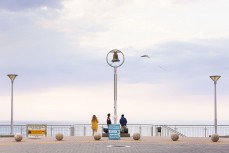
[91,118,99,130]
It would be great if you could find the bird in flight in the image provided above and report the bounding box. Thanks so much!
[141,54,168,72]
[141,55,150,58]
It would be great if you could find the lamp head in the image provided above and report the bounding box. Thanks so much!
[210,75,221,82]
[7,74,18,81]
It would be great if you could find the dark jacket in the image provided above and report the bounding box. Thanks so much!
[119,117,127,126]
[107,117,111,125]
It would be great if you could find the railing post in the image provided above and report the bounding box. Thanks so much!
[204,126,207,137]
[83,125,86,136]
[175,126,178,136]
[151,125,154,136]
[101,125,104,134]
[51,126,53,136]
[174,126,177,131]
[155,126,158,136]
[20,125,23,134]
[139,125,142,135]
[70,126,74,136]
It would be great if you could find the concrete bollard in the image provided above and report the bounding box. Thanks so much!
[211,134,219,142]
[94,133,101,140]
[55,133,64,141]
[133,133,141,140]
[171,134,179,141]
[14,133,23,142]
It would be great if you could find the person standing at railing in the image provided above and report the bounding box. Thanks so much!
[107,113,112,127]
[120,114,127,133]
[91,115,99,136]
[120,114,127,126]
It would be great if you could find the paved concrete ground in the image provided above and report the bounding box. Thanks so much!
[1,136,229,153]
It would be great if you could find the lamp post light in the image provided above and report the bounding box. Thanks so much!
[210,75,221,134]
[106,49,125,124]
[7,74,18,135]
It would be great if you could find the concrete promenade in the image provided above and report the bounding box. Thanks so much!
[1,136,229,153]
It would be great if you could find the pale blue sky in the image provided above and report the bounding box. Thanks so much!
[0,0,229,124]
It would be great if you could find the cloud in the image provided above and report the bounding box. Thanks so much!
[1,0,229,123]
[119,38,229,96]
[1,32,229,96]
[0,0,64,11]
[0,0,228,95]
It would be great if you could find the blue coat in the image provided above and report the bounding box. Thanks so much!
[120,117,127,126]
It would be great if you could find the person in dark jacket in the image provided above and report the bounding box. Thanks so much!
[120,114,127,133]
[119,114,127,127]
[107,113,112,126]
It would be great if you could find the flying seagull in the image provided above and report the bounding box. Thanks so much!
[141,54,168,72]
[141,55,150,58]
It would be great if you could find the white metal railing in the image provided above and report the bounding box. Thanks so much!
[159,125,187,137]
[1,124,229,137]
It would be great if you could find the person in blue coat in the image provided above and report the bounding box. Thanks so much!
[119,114,127,127]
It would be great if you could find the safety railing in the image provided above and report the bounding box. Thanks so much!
[1,124,229,137]
[158,125,229,137]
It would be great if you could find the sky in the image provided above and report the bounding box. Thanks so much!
[0,0,229,125]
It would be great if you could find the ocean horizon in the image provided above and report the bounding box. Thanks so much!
[1,120,229,125]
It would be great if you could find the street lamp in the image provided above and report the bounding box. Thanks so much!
[210,75,221,134]
[7,74,18,135]
[106,49,125,124]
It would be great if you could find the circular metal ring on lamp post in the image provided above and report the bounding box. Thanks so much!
[106,49,125,68]
[106,49,125,124]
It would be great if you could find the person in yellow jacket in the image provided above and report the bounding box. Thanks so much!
[91,115,99,135]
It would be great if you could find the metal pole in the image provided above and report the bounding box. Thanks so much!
[214,81,217,134]
[106,50,124,124]
[10,80,14,135]
[151,125,154,136]
[114,67,117,124]
[204,126,207,137]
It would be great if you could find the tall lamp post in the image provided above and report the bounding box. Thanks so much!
[106,49,125,124]
[210,75,221,134]
[8,74,18,135]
